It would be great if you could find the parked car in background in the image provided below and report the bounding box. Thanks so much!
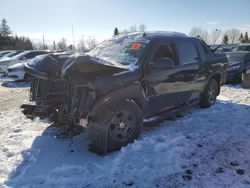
[234,43,250,52]
[7,51,73,80]
[0,50,14,58]
[226,51,250,83]
[0,50,49,75]
[211,44,237,54]
[21,32,228,154]
[7,59,32,80]
[0,50,24,60]
[215,47,232,53]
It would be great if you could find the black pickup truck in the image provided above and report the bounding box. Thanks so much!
[21,32,228,154]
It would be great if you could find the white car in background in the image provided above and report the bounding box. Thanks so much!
[0,50,24,60]
[0,50,14,58]
[7,60,32,80]
[7,51,75,80]
[0,50,49,76]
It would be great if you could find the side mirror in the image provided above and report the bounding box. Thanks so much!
[150,58,175,69]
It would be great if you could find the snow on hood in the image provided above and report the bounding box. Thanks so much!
[0,57,14,63]
[0,58,17,65]
[8,62,25,69]
[0,56,11,61]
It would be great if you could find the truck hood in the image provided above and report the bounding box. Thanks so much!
[25,54,127,80]
[61,54,128,78]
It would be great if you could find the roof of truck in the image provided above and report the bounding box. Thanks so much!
[143,31,187,38]
[114,31,187,42]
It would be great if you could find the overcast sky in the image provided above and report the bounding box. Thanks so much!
[0,0,249,45]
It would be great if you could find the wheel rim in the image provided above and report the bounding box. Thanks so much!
[208,82,218,105]
[109,111,136,142]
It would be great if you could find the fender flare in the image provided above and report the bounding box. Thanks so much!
[90,83,147,117]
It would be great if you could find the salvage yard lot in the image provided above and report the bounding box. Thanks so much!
[0,78,250,188]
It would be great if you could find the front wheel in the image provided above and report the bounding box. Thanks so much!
[87,100,143,154]
[200,78,219,108]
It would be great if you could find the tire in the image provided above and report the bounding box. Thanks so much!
[200,78,219,108]
[87,100,143,154]
[242,72,250,88]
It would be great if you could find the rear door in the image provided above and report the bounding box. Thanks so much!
[175,39,207,101]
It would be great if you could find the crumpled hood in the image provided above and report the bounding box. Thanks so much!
[61,54,127,78]
[25,54,127,80]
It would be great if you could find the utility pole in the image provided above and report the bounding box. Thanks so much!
[42,34,45,49]
[72,25,75,50]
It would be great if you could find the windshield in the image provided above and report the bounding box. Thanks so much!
[88,34,148,68]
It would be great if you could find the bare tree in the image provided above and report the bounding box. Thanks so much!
[189,27,209,43]
[225,28,241,44]
[139,24,147,32]
[129,25,137,33]
[57,38,67,50]
[78,36,87,51]
[86,37,97,50]
[210,29,222,44]
[119,29,129,35]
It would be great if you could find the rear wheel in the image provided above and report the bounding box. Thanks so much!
[87,100,143,154]
[200,78,219,108]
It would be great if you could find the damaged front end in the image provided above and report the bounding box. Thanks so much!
[21,54,126,125]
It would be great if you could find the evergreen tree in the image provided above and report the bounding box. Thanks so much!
[114,27,119,36]
[243,32,249,43]
[222,34,229,44]
[0,18,12,37]
[239,33,244,43]
[0,19,33,50]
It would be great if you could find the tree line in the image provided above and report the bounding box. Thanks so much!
[189,27,249,45]
[0,18,33,50]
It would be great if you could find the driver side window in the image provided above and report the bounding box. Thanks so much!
[153,44,177,64]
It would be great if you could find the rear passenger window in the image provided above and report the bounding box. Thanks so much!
[177,42,199,65]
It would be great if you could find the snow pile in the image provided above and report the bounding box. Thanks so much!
[0,83,250,188]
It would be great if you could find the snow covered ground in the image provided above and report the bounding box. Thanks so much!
[0,78,250,188]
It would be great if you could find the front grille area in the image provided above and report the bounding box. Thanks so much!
[30,77,68,105]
